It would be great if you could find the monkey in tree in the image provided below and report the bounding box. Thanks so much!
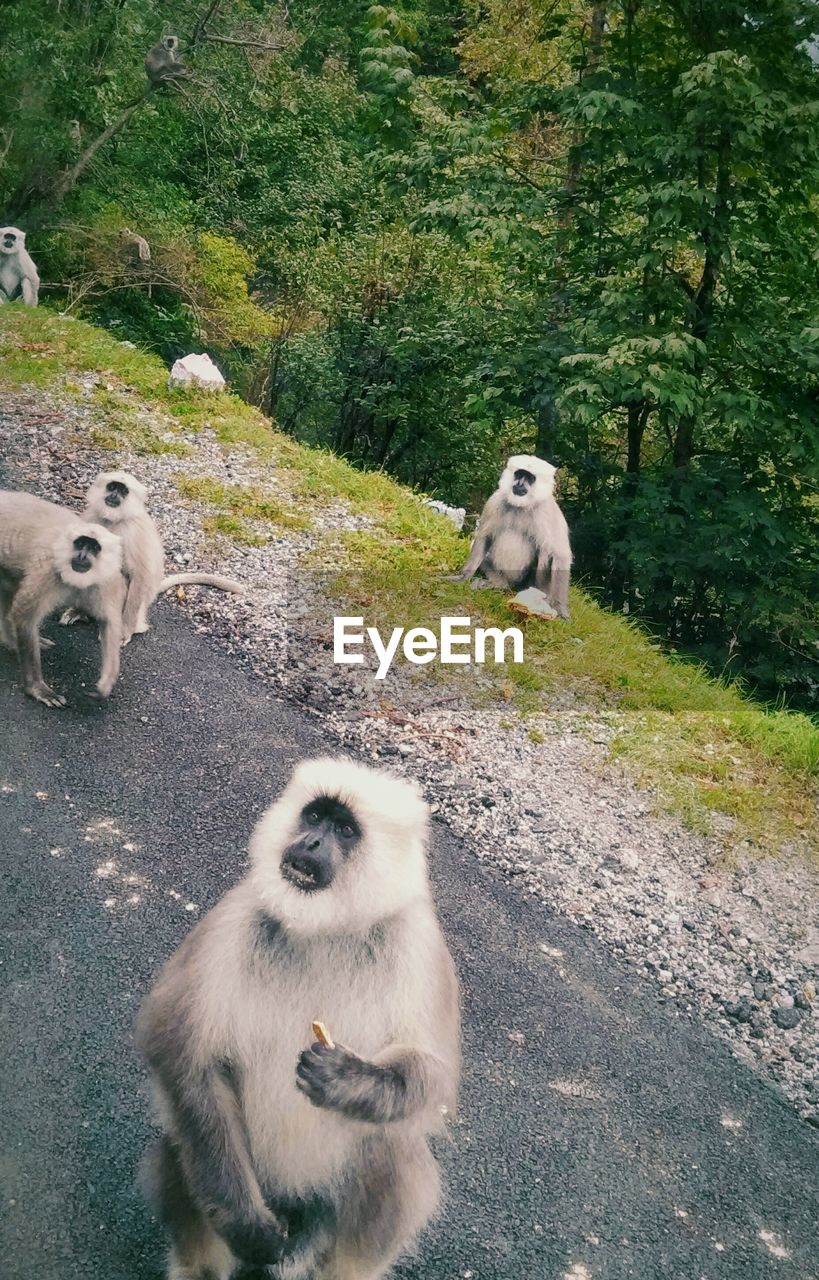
[145,36,188,87]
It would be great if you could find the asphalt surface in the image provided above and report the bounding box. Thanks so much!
[1,606,818,1280]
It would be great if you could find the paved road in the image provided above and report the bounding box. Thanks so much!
[1,607,817,1280]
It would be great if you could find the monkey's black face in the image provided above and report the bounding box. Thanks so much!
[512,468,536,498]
[1,231,18,253]
[70,535,101,575]
[281,797,361,894]
[104,480,129,509]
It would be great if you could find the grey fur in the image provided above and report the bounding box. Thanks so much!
[0,227,39,306]
[454,453,573,619]
[78,472,244,645]
[0,490,125,706]
[145,36,188,86]
[137,757,460,1280]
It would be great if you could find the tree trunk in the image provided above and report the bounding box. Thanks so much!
[535,396,559,459]
[53,88,156,202]
[544,5,607,456]
[674,128,731,469]
[626,401,648,476]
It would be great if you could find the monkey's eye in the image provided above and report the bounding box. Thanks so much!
[304,809,321,826]
[337,821,357,840]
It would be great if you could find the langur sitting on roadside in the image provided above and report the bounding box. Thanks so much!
[453,454,573,619]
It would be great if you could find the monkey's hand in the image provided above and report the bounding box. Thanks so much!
[205,1203,287,1266]
[445,571,470,582]
[25,680,66,709]
[296,1042,404,1123]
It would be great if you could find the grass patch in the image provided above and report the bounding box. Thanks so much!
[176,476,312,535]
[201,514,268,547]
[317,519,818,856]
[1,304,816,858]
[87,388,194,457]
[0,305,272,454]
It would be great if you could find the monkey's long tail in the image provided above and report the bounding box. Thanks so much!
[159,572,245,594]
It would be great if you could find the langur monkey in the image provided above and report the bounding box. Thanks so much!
[0,227,39,306]
[120,228,151,264]
[454,453,573,618]
[145,36,188,86]
[137,757,460,1280]
[0,490,125,707]
[73,471,244,645]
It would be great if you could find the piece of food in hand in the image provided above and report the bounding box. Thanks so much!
[311,1019,335,1048]
[509,587,558,619]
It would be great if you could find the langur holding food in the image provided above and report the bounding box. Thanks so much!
[137,757,460,1280]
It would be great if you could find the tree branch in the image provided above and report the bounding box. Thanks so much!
[198,33,287,51]
[53,87,156,202]
[191,0,224,46]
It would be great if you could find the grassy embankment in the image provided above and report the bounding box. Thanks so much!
[1,305,816,860]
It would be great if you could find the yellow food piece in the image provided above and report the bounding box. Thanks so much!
[311,1019,334,1048]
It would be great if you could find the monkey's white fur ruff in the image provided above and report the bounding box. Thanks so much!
[54,520,123,589]
[86,469,148,521]
[250,757,431,936]
[501,454,557,506]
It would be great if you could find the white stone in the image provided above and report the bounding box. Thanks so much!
[509,587,558,619]
[169,352,226,391]
[423,498,466,530]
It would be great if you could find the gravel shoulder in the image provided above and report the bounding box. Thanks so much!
[0,377,817,1128]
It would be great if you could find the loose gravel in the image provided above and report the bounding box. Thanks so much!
[1,374,817,1128]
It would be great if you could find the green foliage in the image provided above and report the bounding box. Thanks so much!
[0,0,817,710]
[371,0,819,709]
[268,226,512,493]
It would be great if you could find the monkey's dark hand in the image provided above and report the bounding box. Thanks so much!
[445,571,469,582]
[205,1204,287,1266]
[296,1043,403,1123]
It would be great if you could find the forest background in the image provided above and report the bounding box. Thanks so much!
[1,0,818,712]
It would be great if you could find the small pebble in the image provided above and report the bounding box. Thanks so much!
[772,1007,801,1031]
